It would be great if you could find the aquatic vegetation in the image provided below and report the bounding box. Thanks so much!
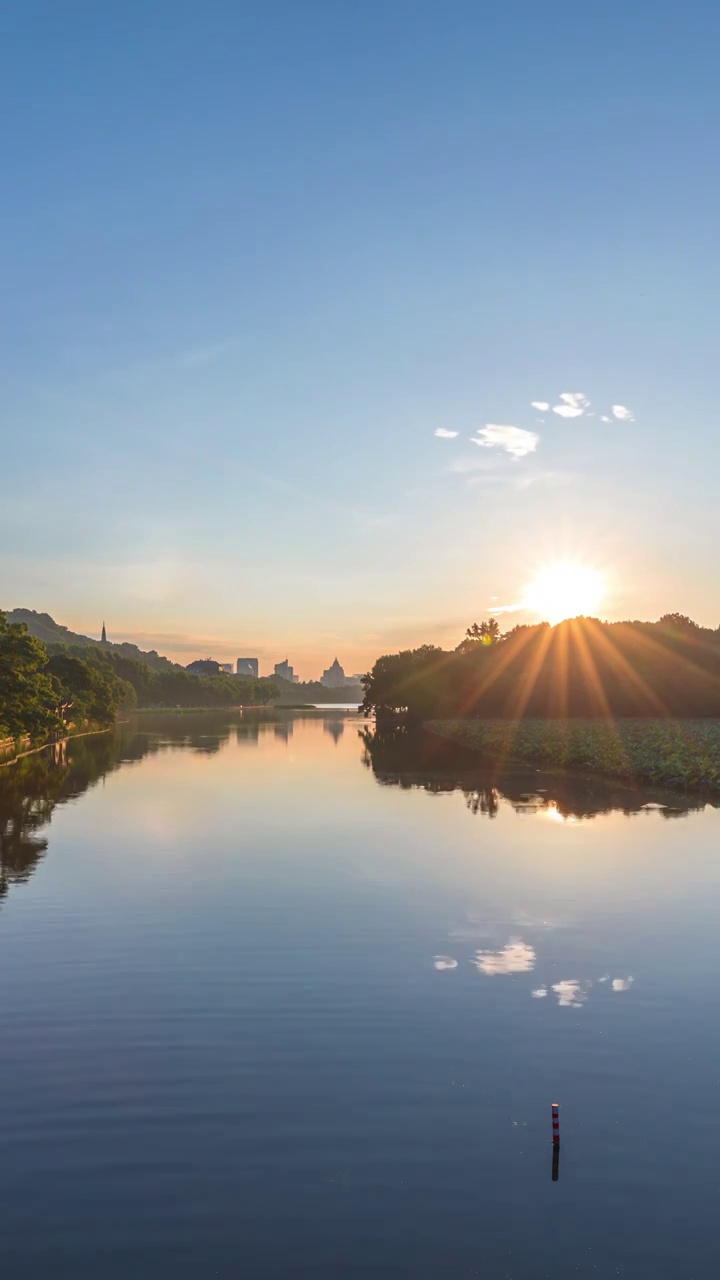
[428,719,720,792]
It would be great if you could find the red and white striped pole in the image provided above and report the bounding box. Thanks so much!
[552,1102,560,1146]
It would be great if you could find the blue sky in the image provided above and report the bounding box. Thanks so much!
[2,0,719,676]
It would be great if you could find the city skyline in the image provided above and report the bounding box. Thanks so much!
[176,639,360,684]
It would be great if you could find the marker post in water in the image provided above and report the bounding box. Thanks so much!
[552,1103,560,1147]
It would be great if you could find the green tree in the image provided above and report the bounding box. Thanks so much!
[47,653,129,727]
[0,611,61,741]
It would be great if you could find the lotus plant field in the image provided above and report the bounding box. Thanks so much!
[428,718,720,792]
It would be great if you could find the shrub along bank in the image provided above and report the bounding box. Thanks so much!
[428,718,720,792]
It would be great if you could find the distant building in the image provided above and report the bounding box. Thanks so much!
[217,663,234,675]
[101,621,107,644]
[320,657,355,688]
[237,658,259,679]
[274,659,297,683]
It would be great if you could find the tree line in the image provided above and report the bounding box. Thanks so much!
[0,611,277,745]
[361,614,720,722]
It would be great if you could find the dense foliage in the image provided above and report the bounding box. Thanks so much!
[362,615,720,722]
[428,719,720,791]
[46,645,277,711]
[0,613,61,742]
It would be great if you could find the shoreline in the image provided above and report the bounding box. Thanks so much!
[130,704,275,714]
[0,724,111,770]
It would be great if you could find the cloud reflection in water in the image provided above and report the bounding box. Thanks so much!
[472,939,536,976]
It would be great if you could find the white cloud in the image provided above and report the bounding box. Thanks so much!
[472,938,536,975]
[531,401,549,411]
[435,428,459,439]
[612,976,634,992]
[473,424,539,459]
[553,405,584,418]
[433,955,458,970]
[552,979,587,1008]
[531,986,548,998]
[601,416,612,423]
[553,392,590,419]
[612,404,636,422]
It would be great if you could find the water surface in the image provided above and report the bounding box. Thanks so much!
[2,712,719,1278]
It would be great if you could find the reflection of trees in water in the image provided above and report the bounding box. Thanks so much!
[0,727,161,905]
[465,787,500,818]
[360,727,715,821]
[0,711,281,904]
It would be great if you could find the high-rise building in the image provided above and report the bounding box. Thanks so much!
[274,659,295,683]
[217,663,234,675]
[237,658,259,679]
[321,658,350,688]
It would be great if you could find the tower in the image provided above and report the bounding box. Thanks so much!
[101,621,107,644]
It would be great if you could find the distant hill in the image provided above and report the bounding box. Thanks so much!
[7,609,180,672]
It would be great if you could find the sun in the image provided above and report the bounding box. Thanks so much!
[524,562,604,624]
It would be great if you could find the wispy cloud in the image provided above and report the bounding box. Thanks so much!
[472,939,536,975]
[447,455,504,475]
[531,401,549,411]
[531,986,548,998]
[433,955,458,970]
[447,454,571,494]
[473,424,539,459]
[489,600,527,615]
[601,415,612,423]
[612,404,636,422]
[434,428,459,439]
[552,391,590,419]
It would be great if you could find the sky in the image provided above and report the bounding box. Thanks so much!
[2,0,719,678]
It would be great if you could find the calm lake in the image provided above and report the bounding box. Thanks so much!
[2,712,719,1278]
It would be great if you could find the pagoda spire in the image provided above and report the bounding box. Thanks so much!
[101,621,107,644]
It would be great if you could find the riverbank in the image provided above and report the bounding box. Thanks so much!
[131,704,274,714]
[0,724,111,769]
[427,718,720,792]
